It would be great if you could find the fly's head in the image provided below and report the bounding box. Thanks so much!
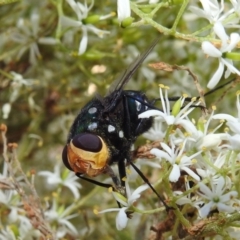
[62,133,110,177]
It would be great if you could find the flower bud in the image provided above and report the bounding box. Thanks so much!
[121,17,134,28]
[83,15,100,24]
[171,98,181,117]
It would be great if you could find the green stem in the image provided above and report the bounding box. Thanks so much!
[0,69,13,79]
[130,2,223,45]
[173,178,208,202]
[62,186,102,216]
[171,0,189,32]
[192,12,240,37]
[164,125,173,143]
[150,2,169,17]
[191,23,214,36]
[53,0,63,39]
[230,151,240,192]
[201,152,219,171]
[132,205,165,214]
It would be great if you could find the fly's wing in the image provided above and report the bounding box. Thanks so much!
[107,35,161,96]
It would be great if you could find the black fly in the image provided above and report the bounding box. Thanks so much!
[61,34,238,210]
[62,36,171,208]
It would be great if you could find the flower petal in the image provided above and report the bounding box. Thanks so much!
[225,33,240,52]
[213,114,237,122]
[220,191,238,202]
[150,148,173,162]
[116,207,128,230]
[214,22,228,45]
[199,182,212,198]
[79,26,88,55]
[221,58,240,75]
[199,201,213,218]
[139,109,163,118]
[181,166,200,181]
[117,0,131,22]
[169,164,180,182]
[202,41,222,57]
[131,184,149,199]
[217,202,234,213]
[207,61,224,89]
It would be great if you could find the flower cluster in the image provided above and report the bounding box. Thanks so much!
[38,164,82,200]
[11,12,57,65]
[97,179,149,230]
[61,0,112,55]
[98,85,240,234]
[190,0,240,89]
[1,0,240,239]
[0,161,41,239]
[141,87,240,232]
[1,72,37,119]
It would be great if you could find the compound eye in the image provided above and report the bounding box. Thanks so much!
[62,133,109,177]
[72,133,102,152]
[62,145,73,171]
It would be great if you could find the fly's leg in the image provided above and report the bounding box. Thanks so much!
[127,158,173,211]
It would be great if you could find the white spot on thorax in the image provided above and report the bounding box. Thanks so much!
[108,125,115,133]
[135,100,142,111]
[119,130,124,138]
[88,122,97,130]
[88,107,97,114]
[144,100,149,110]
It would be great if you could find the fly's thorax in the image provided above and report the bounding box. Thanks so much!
[67,99,104,141]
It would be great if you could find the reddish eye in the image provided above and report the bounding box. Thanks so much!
[72,133,102,152]
[62,145,73,171]
[62,133,109,177]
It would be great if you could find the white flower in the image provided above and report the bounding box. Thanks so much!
[189,0,231,24]
[0,228,16,240]
[196,151,230,185]
[212,93,240,134]
[139,86,200,133]
[0,190,22,225]
[196,177,238,218]
[38,164,81,199]
[117,0,131,22]
[0,188,40,238]
[230,0,240,15]
[142,118,166,141]
[2,72,37,119]
[181,110,227,151]
[174,180,194,206]
[0,189,17,206]
[227,134,240,150]
[198,133,228,150]
[202,22,240,89]
[98,180,149,230]
[150,140,201,182]
[44,199,79,238]
[18,216,41,239]
[61,0,110,55]
[2,103,11,119]
[11,12,57,65]
[9,72,36,102]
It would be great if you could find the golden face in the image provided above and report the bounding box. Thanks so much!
[62,133,110,177]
